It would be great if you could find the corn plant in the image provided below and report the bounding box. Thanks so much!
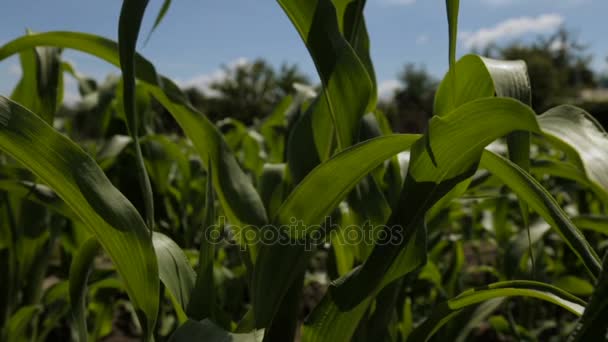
[1,0,608,341]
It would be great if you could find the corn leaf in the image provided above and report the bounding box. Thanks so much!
[538,105,608,192]
[145,0,172,44]
[479,150,601,277]
[531,160,608,204]
[303,97,539,342]
[5,305,41,342]
[153,232,196,323]
[169,319,264,342]
[253,134,420,329]
[11,41,63,124]
[0,31,269,241]
[408,281,585,342]
[570,255,608,341]
[187,165,217,321]
[278,0,373,151]
[118,0,155,230]
[333,0,377,105]
[69,237,101,342]
[572,215,608,235]
[0,96,159,335]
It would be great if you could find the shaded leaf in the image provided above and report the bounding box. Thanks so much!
[69,237,101,342]
[408,281,585,342]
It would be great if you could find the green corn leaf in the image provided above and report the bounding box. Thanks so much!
[0,181,77,220]
[1,182,201,322]
[69,237,101,342]
[554,276,594,297]
[278,134,419,232]
[145,0,172,44]
[434,55,532,204]
[531,160,608,204]
[434,54,531,115]
[481,57,532,228]
[333,0,377,105]
[257,164,288,220]
[444,0,459,111]
[286,100,322,182]
[187,165,217,321]
[432,54,562,281]
[169,319,264,342]
[278,0,373,151]
[0,96,159,336]
[253,134,420,329]
[11,39,63,124]
[303,97,539,342]
[152,232,196,323]
[263,270,306,342]
[118,0,155,231]
[479,150,601,277]
[39,281,71,342]
[260,95,292,164]
[572,215,608,235]
[5,305,41,342]
[454,298,505,342]
[570,255,608,341]
[504,222,550,278]
[408,281,586,342]
[0,31,268,245]
[539,105,608,191]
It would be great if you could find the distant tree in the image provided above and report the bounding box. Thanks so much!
[599,57,608,88]
[487,28,596,111]
[381,64,437,133]
[184,59,310,125]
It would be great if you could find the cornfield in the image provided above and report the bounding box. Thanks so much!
[1,0,607,341]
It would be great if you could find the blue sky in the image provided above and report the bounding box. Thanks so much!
[1,0,607,101]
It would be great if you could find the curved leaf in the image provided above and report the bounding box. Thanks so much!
[277,134,420,231]
[118,0,155,231]
[5,305,41,342]
[153,232,196,323]
[572,215,608,235]
[253,134,420,329]
[539,105,608,192]
[11,43,63,124]
[0,31,268,241]
[145,0,172,43]
[0,96,159,332]
[69,237,101,342]
[570,255,608,341]
[531,159,608,204]
[302,97,540,342]
[278,0,373,150]
[187,164,217,321]
[480,150,601,277]
[408,281,586,342]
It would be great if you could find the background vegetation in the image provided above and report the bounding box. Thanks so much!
[1,0,608,341]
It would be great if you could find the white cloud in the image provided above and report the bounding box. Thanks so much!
[416,34,429,45]
[378,0,415,6]
[460,13,564,49]
[177,57,249,96]
[378,79,401,99]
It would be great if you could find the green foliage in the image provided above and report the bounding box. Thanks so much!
[184,59,310,125]
[0,0,607,341]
